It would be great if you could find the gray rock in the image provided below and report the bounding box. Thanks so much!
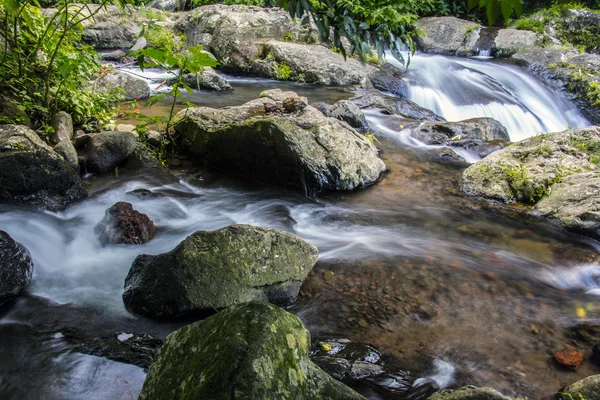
[559,374,600,400]
[129,36,147,52]
[81,5,141,49]
[461,126,600,239]
[177,67,232,91]
[175,90,386,195]
[101,50,126,62]
[54,140,79,170]
[51,111,73,144]
[73,130,92,149]
[147,0,175,11]
[85,131,137,174]
[318,100,369,131]
[138,302,366,399]
[367,62,407,97]
[146,130,163,147]
[0,231,34,305]
[0,125,86,210]
[96,70,151,101]
[350,92,445,121]
[123,225,319,318]
[419,118,509,142]
[493,28,539,57]
[415,17,481,56]
[428,386,511,400]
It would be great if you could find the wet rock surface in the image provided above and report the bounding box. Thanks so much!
[139,302,366,399]
[0,124,86,210]
[350,92,445,121]
[85,131,137,174]
[170,67,232,91]
[314,100,369,131]
[95,202,156,245]
[175,89,386,195]
[0,231,34,305]
[461,126,600,240]
[123,224,318,318]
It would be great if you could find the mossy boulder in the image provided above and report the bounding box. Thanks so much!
[558,374,600,400]
[139,301,366,400]
[123,224,319,318]
[428,386,511,400]
[461,126,600,238]
[175,90,386,196]
[0,124,86,210]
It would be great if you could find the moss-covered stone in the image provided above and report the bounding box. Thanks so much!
[428,386,511,400]
[175,90,386,196]
[123,224,319,318]
[139,302,366,400]
[0,124,86,210]
[461,126,600,239]
[558,374,600,400]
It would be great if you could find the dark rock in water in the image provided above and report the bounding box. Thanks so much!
[73,130,92,149]
[101,49,126,62]
[0,124,86,210]
[0,231,34,305]
[176,89,386,196]
[368,63,408,98]
[316,100,369,131]
[123,224,318,318]
[406,379,440,400]
[69,331,162,370]
[125,189,165,199]
[95,202,156,245]
[85,131,137,173]
[592,343,600,366]
[310,338,415,397]
[139,302,366,399]
[558,374,600,400]
[173,68,232,91]
[350,92,445,122]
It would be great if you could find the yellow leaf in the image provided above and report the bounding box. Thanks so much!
[576,307,586,318]
[320,343,332,351]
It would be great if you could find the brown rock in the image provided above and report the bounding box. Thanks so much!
[95,202,155,245]
[554,349,584,370]
[283,96,308,112]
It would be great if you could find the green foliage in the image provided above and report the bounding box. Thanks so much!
[275,61,292,80]
[467,0,523,25]
[191,0,268,7]
[0,0,125,130]
[142,18,186,53]
[133,44,218,159]
[273,0,444,66]
[364,132,379,144]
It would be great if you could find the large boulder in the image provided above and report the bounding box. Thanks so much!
[367,62,408,97]
[95,70,151,101]
[139,301,366,399]
[182,5,373,83]
[176,89,386,195]
[428,386,511,400]
[415,17,481,56]
[493,28,539,57]
[95,202,156,245]
[350,92,445,122]
[461,126,600,239]
[85,131,137,174]
[147,0,176,11]
[0,125,86,210]
[511,49,600,124]
[123,224,319,318]
[0,231,34,305]
[559,375,600,400]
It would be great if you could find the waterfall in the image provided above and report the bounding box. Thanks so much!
[389,54,590,142]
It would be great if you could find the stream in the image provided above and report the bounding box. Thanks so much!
[0,54,598,399]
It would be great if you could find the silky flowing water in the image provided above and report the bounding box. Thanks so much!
[0,55,598,399]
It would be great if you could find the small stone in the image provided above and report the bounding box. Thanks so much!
[358,319,368,328]
[554,349,584,371]
[323,271,335,282]
[95,202,156,245]
[283,96,308,112]
[116,124,136,133]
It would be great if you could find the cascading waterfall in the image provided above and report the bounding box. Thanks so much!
[388,54,590,142]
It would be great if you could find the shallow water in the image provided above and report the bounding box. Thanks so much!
[1,57,600,399]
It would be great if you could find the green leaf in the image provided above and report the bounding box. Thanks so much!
[501,0,513,22]
[467,0,479,9]
[486,0,499,25]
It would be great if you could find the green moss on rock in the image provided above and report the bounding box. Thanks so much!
[139,302,367,400]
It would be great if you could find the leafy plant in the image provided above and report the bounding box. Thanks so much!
[467,0,523,25]
[133,44,218,158]
[0,0,125,129]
